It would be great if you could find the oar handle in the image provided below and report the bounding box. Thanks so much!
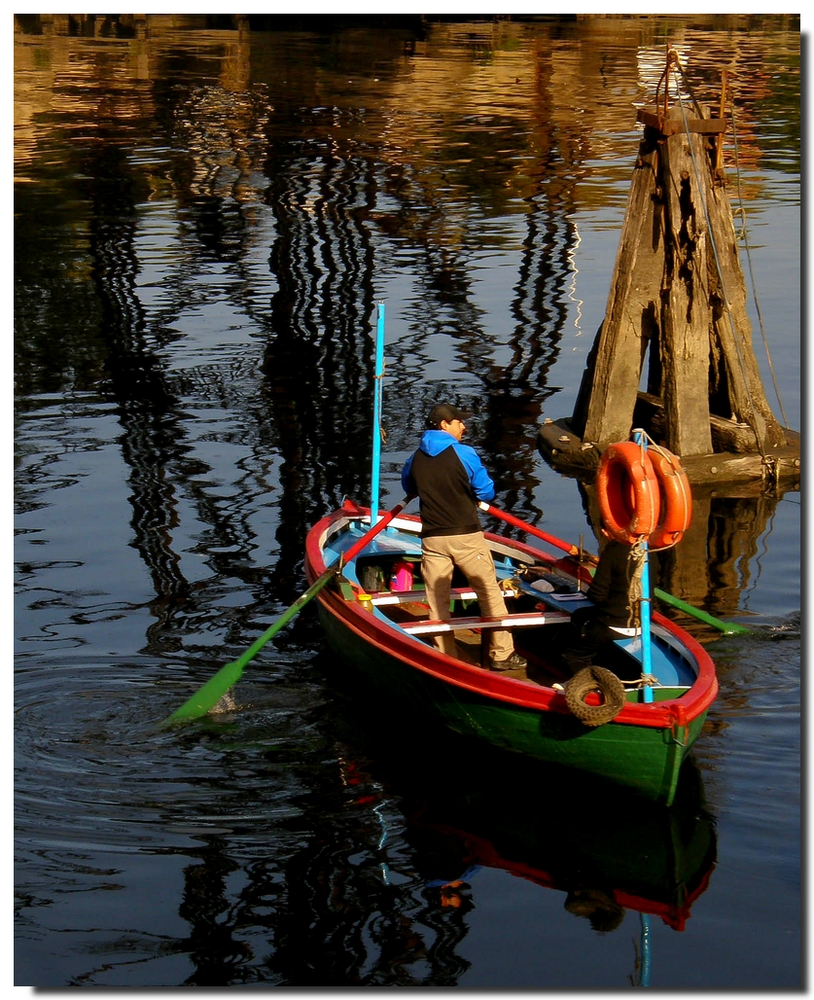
[241,494,413,664]
[342,495,414,565]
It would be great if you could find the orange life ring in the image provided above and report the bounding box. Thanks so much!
[596,441,661,545]
[648,449,692,549]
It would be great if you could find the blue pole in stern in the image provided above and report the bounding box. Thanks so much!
[370,302,385,526]
[639,913,652,986]
[634,430,654,704]
[640,544,654,703]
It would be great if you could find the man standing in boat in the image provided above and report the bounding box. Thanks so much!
[401,403,527,671]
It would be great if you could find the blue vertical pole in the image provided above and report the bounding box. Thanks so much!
[370,302,385,525]
[639,912,652,986]
[640,553,654,703]
[634,431,654,703]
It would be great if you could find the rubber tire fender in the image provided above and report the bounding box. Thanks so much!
[564,665,627,727]
[648,449,692,550]
[596,442,661,545]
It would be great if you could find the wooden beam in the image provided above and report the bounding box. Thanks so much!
[637,109,726,135]
[368,587,477,606]
[705,175,788,450]
[659,115,715,455]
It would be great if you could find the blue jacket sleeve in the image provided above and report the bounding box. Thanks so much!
[401,454,416,495]
[454,443,496,502]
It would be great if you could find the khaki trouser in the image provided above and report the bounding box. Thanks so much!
[421,531,515,660]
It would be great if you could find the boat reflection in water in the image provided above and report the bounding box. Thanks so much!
[402,749,713,930]
[334,705,717,981]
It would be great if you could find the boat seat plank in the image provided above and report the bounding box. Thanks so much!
[369,587,478,606]
[401,611,570,635]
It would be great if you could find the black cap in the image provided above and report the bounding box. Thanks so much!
[426,402,473,429]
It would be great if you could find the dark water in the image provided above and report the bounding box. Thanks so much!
[14,14,801,990]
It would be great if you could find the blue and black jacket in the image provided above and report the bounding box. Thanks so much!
[401,430,496,538]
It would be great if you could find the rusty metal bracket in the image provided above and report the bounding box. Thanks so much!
[639,46,726,137]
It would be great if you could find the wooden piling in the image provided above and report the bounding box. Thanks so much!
[541,98,799,487]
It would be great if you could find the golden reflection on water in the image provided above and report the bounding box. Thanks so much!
[14,14,800,210]
[13,13,800,619]
[12,20,802,991]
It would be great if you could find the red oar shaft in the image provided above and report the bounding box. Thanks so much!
[342,496,413,564]
[478,501,582,557]
[481,501,748,635]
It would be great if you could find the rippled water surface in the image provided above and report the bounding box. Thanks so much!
[14,14,800,990]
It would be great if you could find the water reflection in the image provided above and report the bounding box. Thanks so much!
[389,738,717,935]
[161,715,718,986]
[87,141,192,615]
[14,15,799,988]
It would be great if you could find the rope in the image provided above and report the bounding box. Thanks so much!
[629,539,647,619]
[727,102,791,429]
[655,48,703,122]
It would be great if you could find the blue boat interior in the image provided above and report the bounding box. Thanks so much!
[322,518,697,691]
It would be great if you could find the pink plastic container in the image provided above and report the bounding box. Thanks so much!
[390,561,414,592]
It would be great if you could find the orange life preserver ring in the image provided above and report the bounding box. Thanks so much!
[648,448,692,549]
[596,441,661,545]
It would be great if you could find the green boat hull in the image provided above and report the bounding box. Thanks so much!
[318,605,706,806]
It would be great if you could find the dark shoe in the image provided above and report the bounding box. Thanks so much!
[489,651,527,671]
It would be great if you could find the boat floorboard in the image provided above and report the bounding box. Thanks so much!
[380,601,569,688]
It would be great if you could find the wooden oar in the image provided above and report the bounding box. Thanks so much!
[478,502,582,558]
[648,588,749,635]
[162,496,414,725]
[478,501,750,636]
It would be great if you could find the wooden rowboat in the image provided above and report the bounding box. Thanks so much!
[305,498,719,806]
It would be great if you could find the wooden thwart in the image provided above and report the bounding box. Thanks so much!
[368,587,478,606]
[401,611,569,635]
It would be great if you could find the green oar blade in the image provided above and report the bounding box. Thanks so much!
[164,658,246,724]
[161,569,337,726]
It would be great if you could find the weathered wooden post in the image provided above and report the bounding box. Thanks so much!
[658,106,716,458]
[568,134,664,450]
[540,56,799,487]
